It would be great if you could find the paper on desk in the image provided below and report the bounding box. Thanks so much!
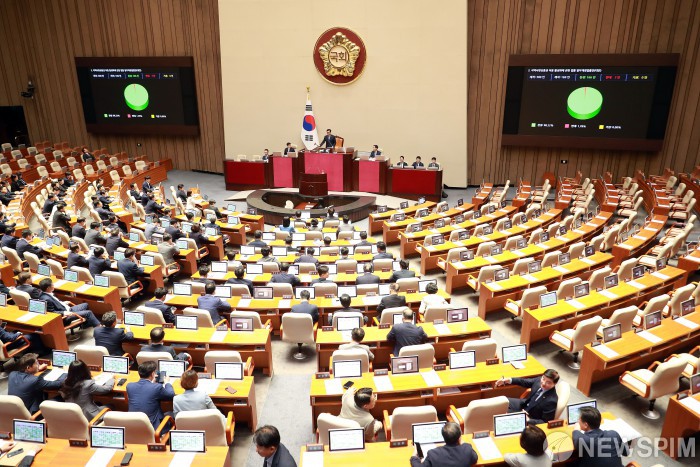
[362,295,381,306]
[512,250,525,257]
[277,299,291,308]
[472,437,502,461]
[674,317,699,330]
[209,330,228,343]
[600,419,641,443]
[373,375,394,392]
[574,229,586,235]
[651,271,670,280]
[42,368,66,382]
[488,282,503,291]
[594,344,619,359]
[324,379,344,395]
[434,324,451,335]
[632,235,646,241]
[169,452,196,467]
[580,257,595,265]
[485,256,498,263]
[567,299,585,310]
[595,215,607,220]
[195,378,221,395]
[599,290,617,299]
[301,451,325,467]
[207,272,227,280]
[16,312,38,323]
[75,284,93,293]
[422,370,443,387]
[53,279,67,288]
[553,266,569,273]
[636,330,662,344]
[522,274,537,282]
[679,396,700,415]
[627,280,645,290]
[85,448,117,467]
[236,299,251,307]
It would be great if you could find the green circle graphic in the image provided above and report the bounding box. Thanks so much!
[567,87,602,120]
[124,83,149,111]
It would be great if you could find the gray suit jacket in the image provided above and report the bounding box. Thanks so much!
[63,378,115,420]
[173,389,216,416]
[290,301,319,323]
[356,273,380,284]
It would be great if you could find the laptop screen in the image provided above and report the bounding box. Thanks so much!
[158,359,187,378]
[502,344,527,364]
[604,274,619,289]
[632,265,645,280]
[246,263,263,275]
[391,356,419,375]
[253,287,273,299]
[490,244,503,256]
[336,316,362,332]
[447,308,468,323]
[129,232,140,242]
[103,356,130,374]
[539,291,557,308]
[574,283,590,298]
[691,373,700,395]
[412,421,446,444]
[602,324,621,343]
[292,233,306,242]
[214,285,232,298]
[214,362,244,380]
[140,254,154,266]
[211,261,227,273]
[227,216,240,225]
[558,253,571,265]
[90,426,125,449]
[528,260,542,273]
[333,360,362,379]
[644,311,662,330]
[681,299,695,316]
[262,232,276,241]
[37,264,51,276]
[378,283,391,296]
[494,413,526,437]
[272,246,288,257]
[175,315,198,330]
[230,317,254,331]
[449,350,476,370]
[338,285,358,298]
[173,282,192,296]
[328,428,365,452]
[94,275,110,287]
[240,245,255,256]
[64,270,79,282]
[567,400,597,425]
[29,299,47,314]
[52,350,76,368]
[13,420,46,444]
[418,280,437,293]
[170,430,206,453]
[494,268,509,282]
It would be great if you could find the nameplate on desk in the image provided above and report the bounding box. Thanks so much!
[283,295,292,299]
[407,289,416,294]
[366,292,376,296]
[163,323,174,328]
[69,438,88,447]
[433,364,446,371]
[486,357,500,365]
[382,268,390,273]
[390,439,408,448]
[374,369,388,376]
[325,294,334,299]
[315,372,330,379]
[241,294,251,299]
[305,444,324,452]
[216,325,228,331]
[379,324,390,329]
[345,270,355,275]
[321,326,333,332]
[591,341,601,347]
[473,431,490,439]
[148,443,167,452]
[197,372,212,379]
[433,319,444,324]
[547,420,564,428]
[87,365,101,372]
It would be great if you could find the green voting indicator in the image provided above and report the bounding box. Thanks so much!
[124,83,149,111]
[567,87,602,120]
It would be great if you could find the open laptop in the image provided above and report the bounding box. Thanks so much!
[175,315,198,330]
[214,362,244,380]
[502,344,527,369]
[333,359,362,379]
[448,350,476,370]
[90,426,125,450]
[391,355,419,375]
[158,359,187,379]
[170,430,206,453]
[567,400,597,425]
[412,421,446,456]
[493,412,526,437]
[173,282,192,296]
[336,315,362,332]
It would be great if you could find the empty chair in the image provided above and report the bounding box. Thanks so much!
[317,413,361,446]
[314,282,338,297]
[36,166,49,179]
[466,265,501,292]
[71,266,94,284]
[23,252,41,273]
[598,306,638,336]
[461,338,498,362]
[395,277,419,293]
[0,395,38,432]
[103,270,143,300]
[74,345,110,367]
[281,313,315,360]
[568,242,586,259]
[336,259,358,273]
[504,235,524,251]
[556,277,582,300]
[447,396,509,433]
[511,258,534,275]
[589,266,612,291]
[229,310,269,328]
[39,400,91,439]
[136,351,173,366]
[331,348,371,374]
[383,406,438,441]
[372,258,393,271]
[553,381,572,419]
[475,241,496,257]
[397,343,434,369]
[175,409,234,446]
[422,304,450,322]
[549,315,603,369]
[671,346,700,379]
[619,356,686,419]
[103,411,172,443]
[204,350,253,375]
[504,286,548,317]
[600,226,620,252]
[269,282,293,297]
[183,307,226,328]
[46,259,64,278]
[633,294,670,327]
[50,161,62,173]
[261,262,280,273]
[617,258,639,283]
[528,228,544,245]
[588,234,604,252]
[356,284,379,295]
[664,283,696,317]
[136,306,166,325]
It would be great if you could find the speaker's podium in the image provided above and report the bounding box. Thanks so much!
[299,173,328,197]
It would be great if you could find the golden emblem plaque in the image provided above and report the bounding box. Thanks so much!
[313,28,367,85]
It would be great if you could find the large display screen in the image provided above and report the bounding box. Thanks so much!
[75,57,199,136]
[502,54,678,151]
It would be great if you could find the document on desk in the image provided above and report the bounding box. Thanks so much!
[421,370,443,387]
[600,419,641,443]
[485,256,498,263]
[16,312,38,323]
[277,299,291,308]
[679,396,700,415]
[512,250,525,257]
[85,448,117,467]
[324,379,344,395]
[553,266,569,274]
[488,282,502,291]
[195,378,221,395]
[580,257,595,265]
[636,330,662,344]
[472,437,502,461]
[573,229,586,235]
[373,375,394,392]
[236,299,251,307]
[362,295,381,306]
[53,279,67,288]
[522,274,537,282]
[301,451,325,467]
[433,324,451,335]
[75,284,93,293]
[674,317,699,330]
[169,452,196,467]
[627,280,645,290]
[593,344,619,359]
[42,368,66,381]
[567,299,585,310]
[209,330,228,343]
[599,290,617,299]
[651,271,670,281]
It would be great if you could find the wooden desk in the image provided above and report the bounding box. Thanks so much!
[677,248,700,283]
[679,174,700,216]
[522,266,686,348]
[15,438,229,466]
[0,263,15,286]
[29,274,124,319]
[127,240,198,275]
[0,305,69,350]
[315,319,492,371]
[387,168,443,202]
[224,159,271,190]
[369,202,436,235]
[444,212,611,294]
[383,204,474,245]
[660,391,700,459]
[122,323,273,377]
[309,356,546,431]
[611,215,666,267]
[635,172,671,216]
[577,308,700,395]
[192,269,420,285]
[478,252,614,319]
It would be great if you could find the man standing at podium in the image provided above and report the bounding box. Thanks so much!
[321,129,336,149]
[370,145,381,157]
[283,142,296,156]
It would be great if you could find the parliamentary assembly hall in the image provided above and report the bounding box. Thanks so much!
[0,0,699,466]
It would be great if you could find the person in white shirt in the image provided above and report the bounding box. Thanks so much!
[418,282,447,315]
[338,328,374,361]
[339,387,382,441]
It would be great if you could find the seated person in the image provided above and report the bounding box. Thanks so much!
[249,230,268,248]
[144,216,163,241]
[189,224,211,249]
[386,309,427,355]
[261,149,270,162]
[284,236,299,254]
[283,142,296,155]
[418,282,447,315]
[127,360,175,429]
[278,216,295,233]
[495,369,560,425]
[395,155,409,168]
[339,246,350,260]
[173,369,216,416]
[226,266,255,294]
[269,262,300,287]
[372,241,393,260]
[157,233,179,267]
[88,246,111,278]
[294,247,320,266]
[504,425,552,467]
[356,231,371,246]
[412,156,425,169]
[145,287,177,323]
[105,228,128,257]
[356,263,380,284]
[337,215,354,232]
[409,422,478,467]
[338,327,374,361]
[197,281,232,323]
[67,243,88,269]
[258,247,280,266]
[572,407,628,467]
[207,200,226,220]
[59,360,115,421]
[390,259,415,282]
[38,278,101,328]
[8,353,66,414]
[340,387,382,441]
[117,248,150,293]
[290,289,319,323]
[85,222,106,247]
[428,157,440,169]
[140,327,189,361]
[311,265,330,283]
[376,283,406,313]
[17,229,43,260]
[15,272,42,299]
[71,217,87,239]
[93,311,133,356]
[369,145,381,158]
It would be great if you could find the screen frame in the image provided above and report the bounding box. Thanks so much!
[90,426,126,450]
[493,412,527,437]
[169,430,206,453]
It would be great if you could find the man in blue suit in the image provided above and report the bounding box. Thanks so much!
[290,289,319,323]
[8,353,65,414]
[268,263,300,287]
[409,422,478,467]
[572,407,628,467]
[38,278,100,328]
[226,266,255,293]
[127,360,175,429]
[93,311,133,356]
[197,281,232,324]
[496,369,560,425]
[321,129,336,149]
[144,287,177,323]
[117,248,150,294]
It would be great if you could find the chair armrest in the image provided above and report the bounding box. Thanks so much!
[215,318,228,328]
[155,415,175,443]
[689,345,700,355]
[446,405,464,431]
[2,335,30,358]
[647,361,660,371]
[127,280,144,293]
[619,371,651,398]
[89,407,111,428]
[244,357,255,376]
[225,411,235,445]
[263,319,272,329]
[519,388,531,399]
[31,410,42,420]
[372,317,380,326]
[313,322,318,340]
[166,262,181,271]
[382,410,391,440]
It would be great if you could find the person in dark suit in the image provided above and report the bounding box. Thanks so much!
[311,265,330,283]
[128,183,141,201]
[283,142,296,156]
[8,353,66,413]
[1,226,18,249]
[93,311,133,356]
[165,219,185,242]
[370,145,382,158]
[0,213,16,236]
[290,289,319,323]
[262,149,270,162]
[337,295,365,321]
[144,288,177,323]
[71,217,87,239]
[356,231,372,247]
[226,266,255,294]
[376,283,406,313]
[127,360,175,429]
[572,407,627,467]
[372,241,393,260]
[496,369,560,425]
[207,200,226,220]
[410,422,478,467]
[94,201,111,222]
[321,129,336,149]
[197,281,232,323]
[67,243,88,269]
[88,247,111,278]
[412,156,425,169]
[38,278,100,328]
[428,157,440,169]
[15,272,42,299]
[175,184,187,203]
[117,248,149,292]
[395,155,409,168]
[17,229,43,259]
[142,176,154,193]
[249,230,268,248]
[268,263,300,287]
[0,326,45,364]
[140,327,188,361]
[42,193,57,215]
[203,216,222,235]
[106,228,128,257]
[294,247,319,267]
[390,259,415,282]
[253,425,297,467]
[145,193,165,216]
[84,222,105,247]
[386,308,428,355]
[51,204,71,233]
[356,263,380,284]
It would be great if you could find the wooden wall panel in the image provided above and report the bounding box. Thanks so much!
[0,0,224,173]
[468,0,700,185]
